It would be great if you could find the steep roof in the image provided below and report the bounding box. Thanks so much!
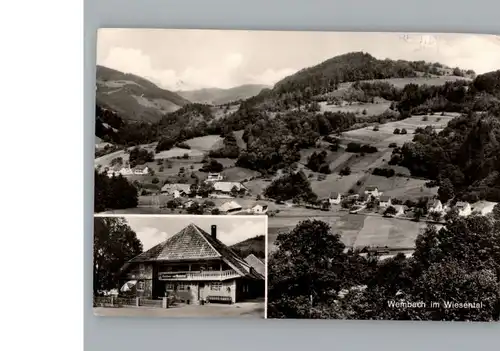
[214,182,245,193]
[379,195,391,202]
[427,199,442,208]
[244,254,265,278]
[219,200,242,212]
[365,186,378,191]
[330,192,339,198]
[161,183,192,193]
[124,224,261,280]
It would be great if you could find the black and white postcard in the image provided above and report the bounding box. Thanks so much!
[95,29,500,321]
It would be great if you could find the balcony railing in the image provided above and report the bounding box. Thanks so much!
[158,269,239,281]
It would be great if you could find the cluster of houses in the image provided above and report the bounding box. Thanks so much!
[328,186,496,219]
[100,165,150,178]
[159,173,269,215]
[160,180,247,199]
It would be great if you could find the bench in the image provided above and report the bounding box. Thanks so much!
[206,296,233,304]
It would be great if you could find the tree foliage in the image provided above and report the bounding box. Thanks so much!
[268,214,500,321]
[93,217,143,294]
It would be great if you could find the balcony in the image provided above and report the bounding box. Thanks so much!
[158,269,240,281]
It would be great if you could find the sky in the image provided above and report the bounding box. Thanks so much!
[120,215,267,251]
[96,29,500,91]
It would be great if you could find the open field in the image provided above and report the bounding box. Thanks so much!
[310,173,365,198]
[362,174,438,200]
[341,113,457,148]
[184,135,222,152]
[353,215,427,248]
[94,300,264,318]
[319,101,391,116]
[233,130,247,150]
[268,212,427,251]
[243,178,272,196]
[94,149,129,167]
[154,147,204,159]
[336,76,469,91]
[361,75,470,88]
[222,167,261,182]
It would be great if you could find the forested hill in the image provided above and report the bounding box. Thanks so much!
[272,52,473,95]
[96,65,191,123]
[230,235,265,260]
[391,70,500,202]
[177,84,270,105]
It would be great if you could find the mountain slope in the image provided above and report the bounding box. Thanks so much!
[96,65,191,123]
[272,52,472,96]
[177,84,270,105]
[230,235,265,260]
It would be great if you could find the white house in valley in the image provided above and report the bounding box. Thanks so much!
[329,192,342,205]
[206,173,224,182]
[378,195,392,208]
[251,203,268,214]
[133,165,149,175]
[455,201,472,217]
[427,199,443,214]
[364,186,381,198]
[161,184,192,198]
[213,182,246,195]
[219,200,243,214]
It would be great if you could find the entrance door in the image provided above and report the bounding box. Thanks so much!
[198,283,205,301]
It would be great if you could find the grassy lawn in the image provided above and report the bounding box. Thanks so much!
[310,173,365,198]
[268,211,427,252]
[184,135,222,152]
[222,167,261,182]
[353,215,427,249]
[361,174,438,200]
[319,101,391,116]
[154,147,204,159]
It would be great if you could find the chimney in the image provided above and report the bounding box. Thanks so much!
[211,225,217,239]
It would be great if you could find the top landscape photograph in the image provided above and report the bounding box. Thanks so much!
[95,29,500,321]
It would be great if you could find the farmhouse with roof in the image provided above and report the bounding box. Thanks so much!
[119,224,264,305]
[213,182,246,195]
[364,186,381,198]
[378,195,392,208]
[455,201,472,217]
[251,203,268,214]
[206,173,224,182]
[329,192,342,205]
[219,200,243,214]
[244,254,265,277]
[161,183,192,198]
[133,165,149,175]
[427,199,443,213]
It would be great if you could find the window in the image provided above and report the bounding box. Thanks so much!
[137,281,145,291]
[210,282,222,291]
[139,264,145,272]
[166,283,174,290]
[178,282,189,291]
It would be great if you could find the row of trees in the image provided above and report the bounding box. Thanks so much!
[94,170,138,212]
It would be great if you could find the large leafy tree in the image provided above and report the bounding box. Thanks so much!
[267,220,371,318]
[93,217,143,295]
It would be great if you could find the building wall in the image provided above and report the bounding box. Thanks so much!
[164,280,237,303]
[124,264,154,298]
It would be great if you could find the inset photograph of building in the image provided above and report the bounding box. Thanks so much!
[93,214,267,318]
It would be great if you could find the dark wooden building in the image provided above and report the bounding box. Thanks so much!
[119,223,265,304]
